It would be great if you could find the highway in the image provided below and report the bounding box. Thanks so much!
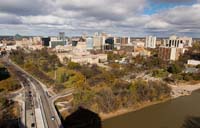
[2,57,62,128]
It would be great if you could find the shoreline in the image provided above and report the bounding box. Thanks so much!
[169,81,200,98]
[100,98,170,121]
[101,82,200,121]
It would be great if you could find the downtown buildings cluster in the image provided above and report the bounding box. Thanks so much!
[0,33,200,67]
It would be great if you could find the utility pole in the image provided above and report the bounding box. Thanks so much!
[54,63,57,80]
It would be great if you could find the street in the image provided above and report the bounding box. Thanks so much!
[2,57,62,128]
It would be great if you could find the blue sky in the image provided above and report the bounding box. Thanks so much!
[145,0,197,15]
[0,0,200,37]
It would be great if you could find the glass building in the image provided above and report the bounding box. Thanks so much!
[86,37,94,50]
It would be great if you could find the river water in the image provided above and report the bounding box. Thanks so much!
[103,90,200,128]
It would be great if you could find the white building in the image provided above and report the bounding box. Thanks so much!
[56,46,107,65]
[163,35,192,48]
[49,36,68,48]
[93,32,109,50]
[86,37,94,50]
[187,60,200,66]
[93,34,102,50]
[76,41,87,50]
[145,36,156,48]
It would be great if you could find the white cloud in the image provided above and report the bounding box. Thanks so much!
[0,0,200,37]
[0,13,21,24]
[20,15,66,25]
[145,20,169,29]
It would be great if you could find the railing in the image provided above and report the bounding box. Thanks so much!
[38,95,49,128]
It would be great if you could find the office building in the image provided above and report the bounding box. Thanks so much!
[121,37,130,46]
[49,40,66,48]
[163,35,192,48]
[158,47,183,61]
[42,37,50,46]
[93,33,102,50]
[104,37,114,50]
[59,32,65,41]
[145,36,156,48]
[86,37,94,50]
[49,33,68,48]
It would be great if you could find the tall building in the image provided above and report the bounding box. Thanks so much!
[158,47,183,61]
[42,37,50,46]
[49,33,67,48]
[121,37,130,46]
[93,33,101,50]
[145,36,156,48]
[158,35,192,61]
[104,37,114,50]
[86,37,94,50]
[58,32,65,41]
[163,35,192,48]
[93,33,104,50]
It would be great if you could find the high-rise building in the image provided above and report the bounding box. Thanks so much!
[158,35,192,61]
[49,33,67,48]
[86,37,94,50]
[104,37,114,50]
[93,35,101,50]
[93,33,105,50]
[158,47,183,61]
[121,37,130,46]
[58,32,65,41]
[42,37,50,46]
[145,36,156,48]
[163,35,192,48]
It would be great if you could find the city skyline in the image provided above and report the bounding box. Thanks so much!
[0,0,200,37]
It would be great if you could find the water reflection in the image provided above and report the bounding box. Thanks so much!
[103,90,200,128]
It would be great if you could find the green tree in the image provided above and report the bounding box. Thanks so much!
[196,64,200,69]
[68,62,81,70]
[60,73,69,83]
[167,64,182,74]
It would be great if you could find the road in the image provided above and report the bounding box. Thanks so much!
[28,77,60,128]
[2,57,62,128]
[24,80,37,128]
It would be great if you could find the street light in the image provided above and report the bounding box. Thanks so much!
[54,63,58,81]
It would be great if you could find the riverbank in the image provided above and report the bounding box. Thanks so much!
[101,81,200,121]
[169,81,200,98]
[100,98,170,120]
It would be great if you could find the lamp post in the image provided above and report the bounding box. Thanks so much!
[54,63,58,81]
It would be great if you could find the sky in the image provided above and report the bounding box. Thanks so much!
[0,0,200,37]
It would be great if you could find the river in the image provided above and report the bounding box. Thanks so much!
[103,90,200,128]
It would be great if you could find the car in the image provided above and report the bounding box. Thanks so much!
[51,116,55,121]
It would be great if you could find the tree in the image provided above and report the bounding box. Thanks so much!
[68,62,81,70]
[167,63,182,74]
[96,87,118,113]
[60,73,69,83]
[196,64,200,69]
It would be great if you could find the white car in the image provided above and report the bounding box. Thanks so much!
[51,116,55,121]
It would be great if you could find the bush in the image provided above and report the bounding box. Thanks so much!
[196,64,200,69]
[167,64,182,74]
[67,62,81,70]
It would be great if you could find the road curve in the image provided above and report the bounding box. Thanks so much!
[5,59,62,128]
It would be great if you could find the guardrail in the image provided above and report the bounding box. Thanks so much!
[38,95,49,128]
[51,99,63,128]
[9,59,63,128]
